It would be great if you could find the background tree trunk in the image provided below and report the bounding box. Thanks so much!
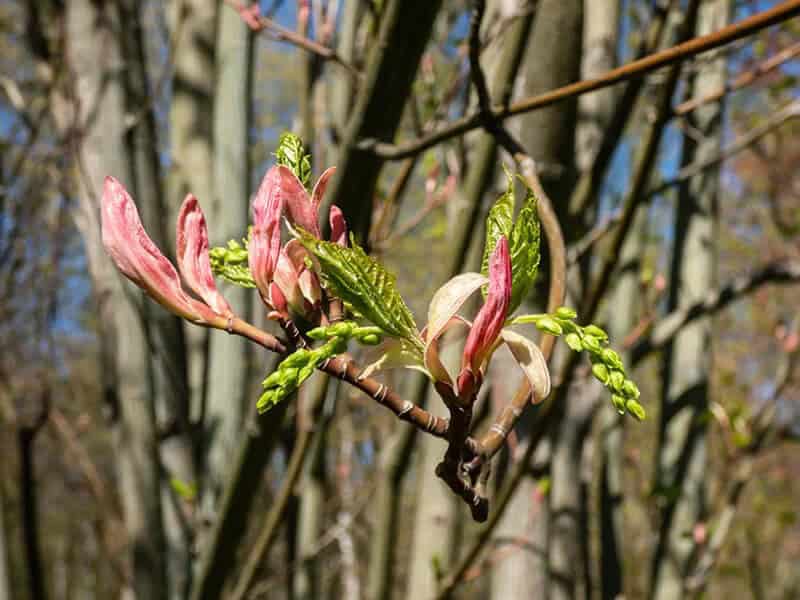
[61,2,167,597]
[651,1,731,597]
[202,5,254,508]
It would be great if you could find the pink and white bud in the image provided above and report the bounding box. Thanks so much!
[272,240,321,319]
[249,166,286,302]
[176,194,233,318]
[328,204,348,246]
[101,177,214,323]
[459,236,511,394]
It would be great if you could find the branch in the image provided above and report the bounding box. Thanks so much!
[648,102,799,197]
[673,40,800,116]
[223,0,360,78]
[359,0,800,160]
[631,259,800,364]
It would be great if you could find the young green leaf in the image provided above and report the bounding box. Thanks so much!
[507,185,540,313]
[292,227,422,349]
[481,167,514,278]
[274,132,312,189]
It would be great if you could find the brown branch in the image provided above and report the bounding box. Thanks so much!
[223,0,360,78]
[223,318,453,442]
[359,0,800,160]
[631,259,800,365]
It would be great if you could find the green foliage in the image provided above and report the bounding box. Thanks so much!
[511,308,645,420]
[481,167,540,314]
[209,237,255,288]
[291,227,423,351]
[274,132,312,189]
[170,477,197,502]
[258,337,346,413]
[258,321,387,413]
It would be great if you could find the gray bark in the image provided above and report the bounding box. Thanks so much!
[324,0,443,241]
[167,0,218,426]
[117,3,195,597]
[202,6,253,507]
[62,2,167,597]
[650,2,730,598]
[492,2,583,598]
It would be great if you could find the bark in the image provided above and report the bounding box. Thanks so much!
[61,2,167,597]
[0,466,10,600]
[202,5,253,506]
[117,2,195,596]
[650,2,730,598]
[493,2,583,598]
[167,0,218,427]
[293,374,332,600]
[18,427,46,600]
[598,207,645,600]
[324,0,443,241]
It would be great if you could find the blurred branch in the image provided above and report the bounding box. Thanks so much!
[223,0,360,77]
[631,260,800,364]
[673,40,800,116]
[648,102,800,197]
[360,0,800,160]
[684,329,800,595]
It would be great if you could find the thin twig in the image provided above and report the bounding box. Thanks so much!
[631,259,800,365]
[359,1,800,160]
[223,0,360,78]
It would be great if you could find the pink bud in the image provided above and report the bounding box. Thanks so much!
[101,177,214,323]
[249,167,286,302]
[459,236,511,390]
[272,240,321,318]
[276,165,320,237]
[176,195,233,318]
[329,205,348,246]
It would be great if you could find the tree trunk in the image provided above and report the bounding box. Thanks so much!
[324,0,443,241]
[60,2,167,598]
[650,2,730,598]
[202,5,254,506]
[167,0,218,430]
[493,2,583,598]
[0,463,11,600]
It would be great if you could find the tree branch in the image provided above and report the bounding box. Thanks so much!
[223,0,360,77]
[631,259,800,364]
[359,0,800,160]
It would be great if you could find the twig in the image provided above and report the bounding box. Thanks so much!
[229,427,315,600]
[673,41,800,116]
[631,259,800,365]
[359,0,800,160]
[648,102,799,197]
[223,0,360,78]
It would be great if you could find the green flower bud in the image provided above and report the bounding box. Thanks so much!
[565,332,583,352]
[609,370,625,392]
[359,333,382,346]
[555,306,577,319]
[625,399,646,421]
[611,394,627,415]
[592,362,610,384]
[536,316,563,336]
[583,324,608,341]
[601,348,623,370]
[622,379,640,399]
[581,335,602,353]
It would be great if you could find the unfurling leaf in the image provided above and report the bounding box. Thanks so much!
[274,132,312,189]
[481,167,514,277]
[480,166,541,313]
[291,227,422,349]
